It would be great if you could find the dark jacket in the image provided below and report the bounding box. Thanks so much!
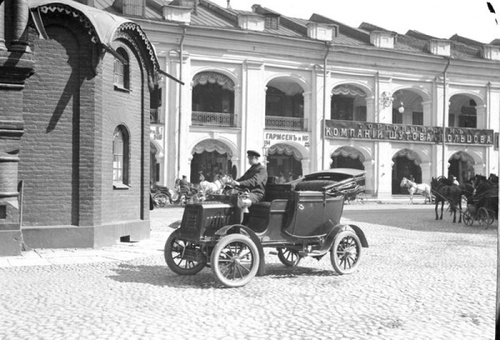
[237,163,268,196]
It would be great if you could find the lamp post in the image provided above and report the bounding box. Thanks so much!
[442,58,451,177]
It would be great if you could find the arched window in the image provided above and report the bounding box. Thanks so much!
[331,85,367,122]
[113,125,129,187]
[114,47,130,90]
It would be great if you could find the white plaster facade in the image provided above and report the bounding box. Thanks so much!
[133,1,500,198]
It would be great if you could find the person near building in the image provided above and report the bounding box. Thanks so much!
[179,175,190,194]
[231,150,268,218]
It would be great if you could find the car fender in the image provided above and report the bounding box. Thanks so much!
[326,224,369,249]
[215,224,266,276]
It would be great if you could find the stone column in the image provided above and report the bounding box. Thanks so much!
[475,105,487,129]
[10,0,30,52]
[422,100,432,126]
[0,1,6,51]
[302,91,311,130]
[301,158,311,177]
[363,159,375,194]
[0,0,35,256]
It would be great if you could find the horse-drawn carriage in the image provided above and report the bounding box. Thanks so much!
[462,175,498,228]
[164,168,368,288]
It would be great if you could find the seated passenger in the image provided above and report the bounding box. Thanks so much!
[231,150,268,218]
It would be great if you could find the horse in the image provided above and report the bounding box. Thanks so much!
[430,177,462,223]
[198,174,233,199]
[400,177,432,204]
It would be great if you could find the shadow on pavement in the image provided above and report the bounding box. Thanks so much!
[106,263,218,289]
[106,262,344,288]
[264,263,341,281]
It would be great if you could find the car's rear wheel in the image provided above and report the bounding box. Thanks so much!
[211,234,259,288]
[462,211,474,226]
[330,230,362,275]
[164,230,206,275]
[277,247,301,267]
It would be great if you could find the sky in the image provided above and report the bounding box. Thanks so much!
[210,0,500,44]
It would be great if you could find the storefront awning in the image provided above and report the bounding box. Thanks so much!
[193,72,234,91]
[332,85,366,97]
[331,146,365,163]
[449,151,475,165]
[393,148,422,165]
[192,140,232,157]
[268,144,302,161]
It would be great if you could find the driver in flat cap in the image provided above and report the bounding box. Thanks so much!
[231,150,268,220]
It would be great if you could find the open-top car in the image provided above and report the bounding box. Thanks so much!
[164,168,369,288]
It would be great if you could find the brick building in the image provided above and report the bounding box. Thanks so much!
[0,0,163,255]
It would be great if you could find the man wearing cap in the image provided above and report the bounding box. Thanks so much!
[231,150,268,218]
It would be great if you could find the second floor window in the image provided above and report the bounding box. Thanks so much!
[114,48,130,90]
[192,72,235,113]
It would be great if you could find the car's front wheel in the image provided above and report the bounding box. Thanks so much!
[211,234,259,288]
[164,230,206,275]
[330,230,362,275]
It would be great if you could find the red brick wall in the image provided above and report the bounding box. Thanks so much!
[20,25,83,226]
[20,19,150,229]
[99,45,146,224]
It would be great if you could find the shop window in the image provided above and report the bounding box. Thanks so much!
[113,125,130,188]
[114,48,130,90]
[392,109,402,124]
[331,96,354,120]
[412,111,423,125]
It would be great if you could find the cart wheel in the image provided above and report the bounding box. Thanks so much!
[277,247,302,267]
[211,234,260,288]
[462,211,474,226]
[356,192,367,204]
[330,230,362,275]
[153,193,169,208]
[478,208,494,227]
[164,230,206,275]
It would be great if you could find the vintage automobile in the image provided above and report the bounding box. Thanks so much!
[164,168,369,288]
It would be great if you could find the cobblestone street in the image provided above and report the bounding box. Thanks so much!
[0,204,496,340]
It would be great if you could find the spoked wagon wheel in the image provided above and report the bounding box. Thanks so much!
[153,193,169,208]
[330,230,362,275]
[164,230,206,275]
[478,208,494,227]
[356,192,367,204]
[462,211,474,226]
[277,247,302,267]
[211,234,260,288]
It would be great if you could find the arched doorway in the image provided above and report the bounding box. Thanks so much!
[392,149,422,194]
[266,143,303,182]
[191,140,233,183]
[448,151,475,183]
[331,146,365,170]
